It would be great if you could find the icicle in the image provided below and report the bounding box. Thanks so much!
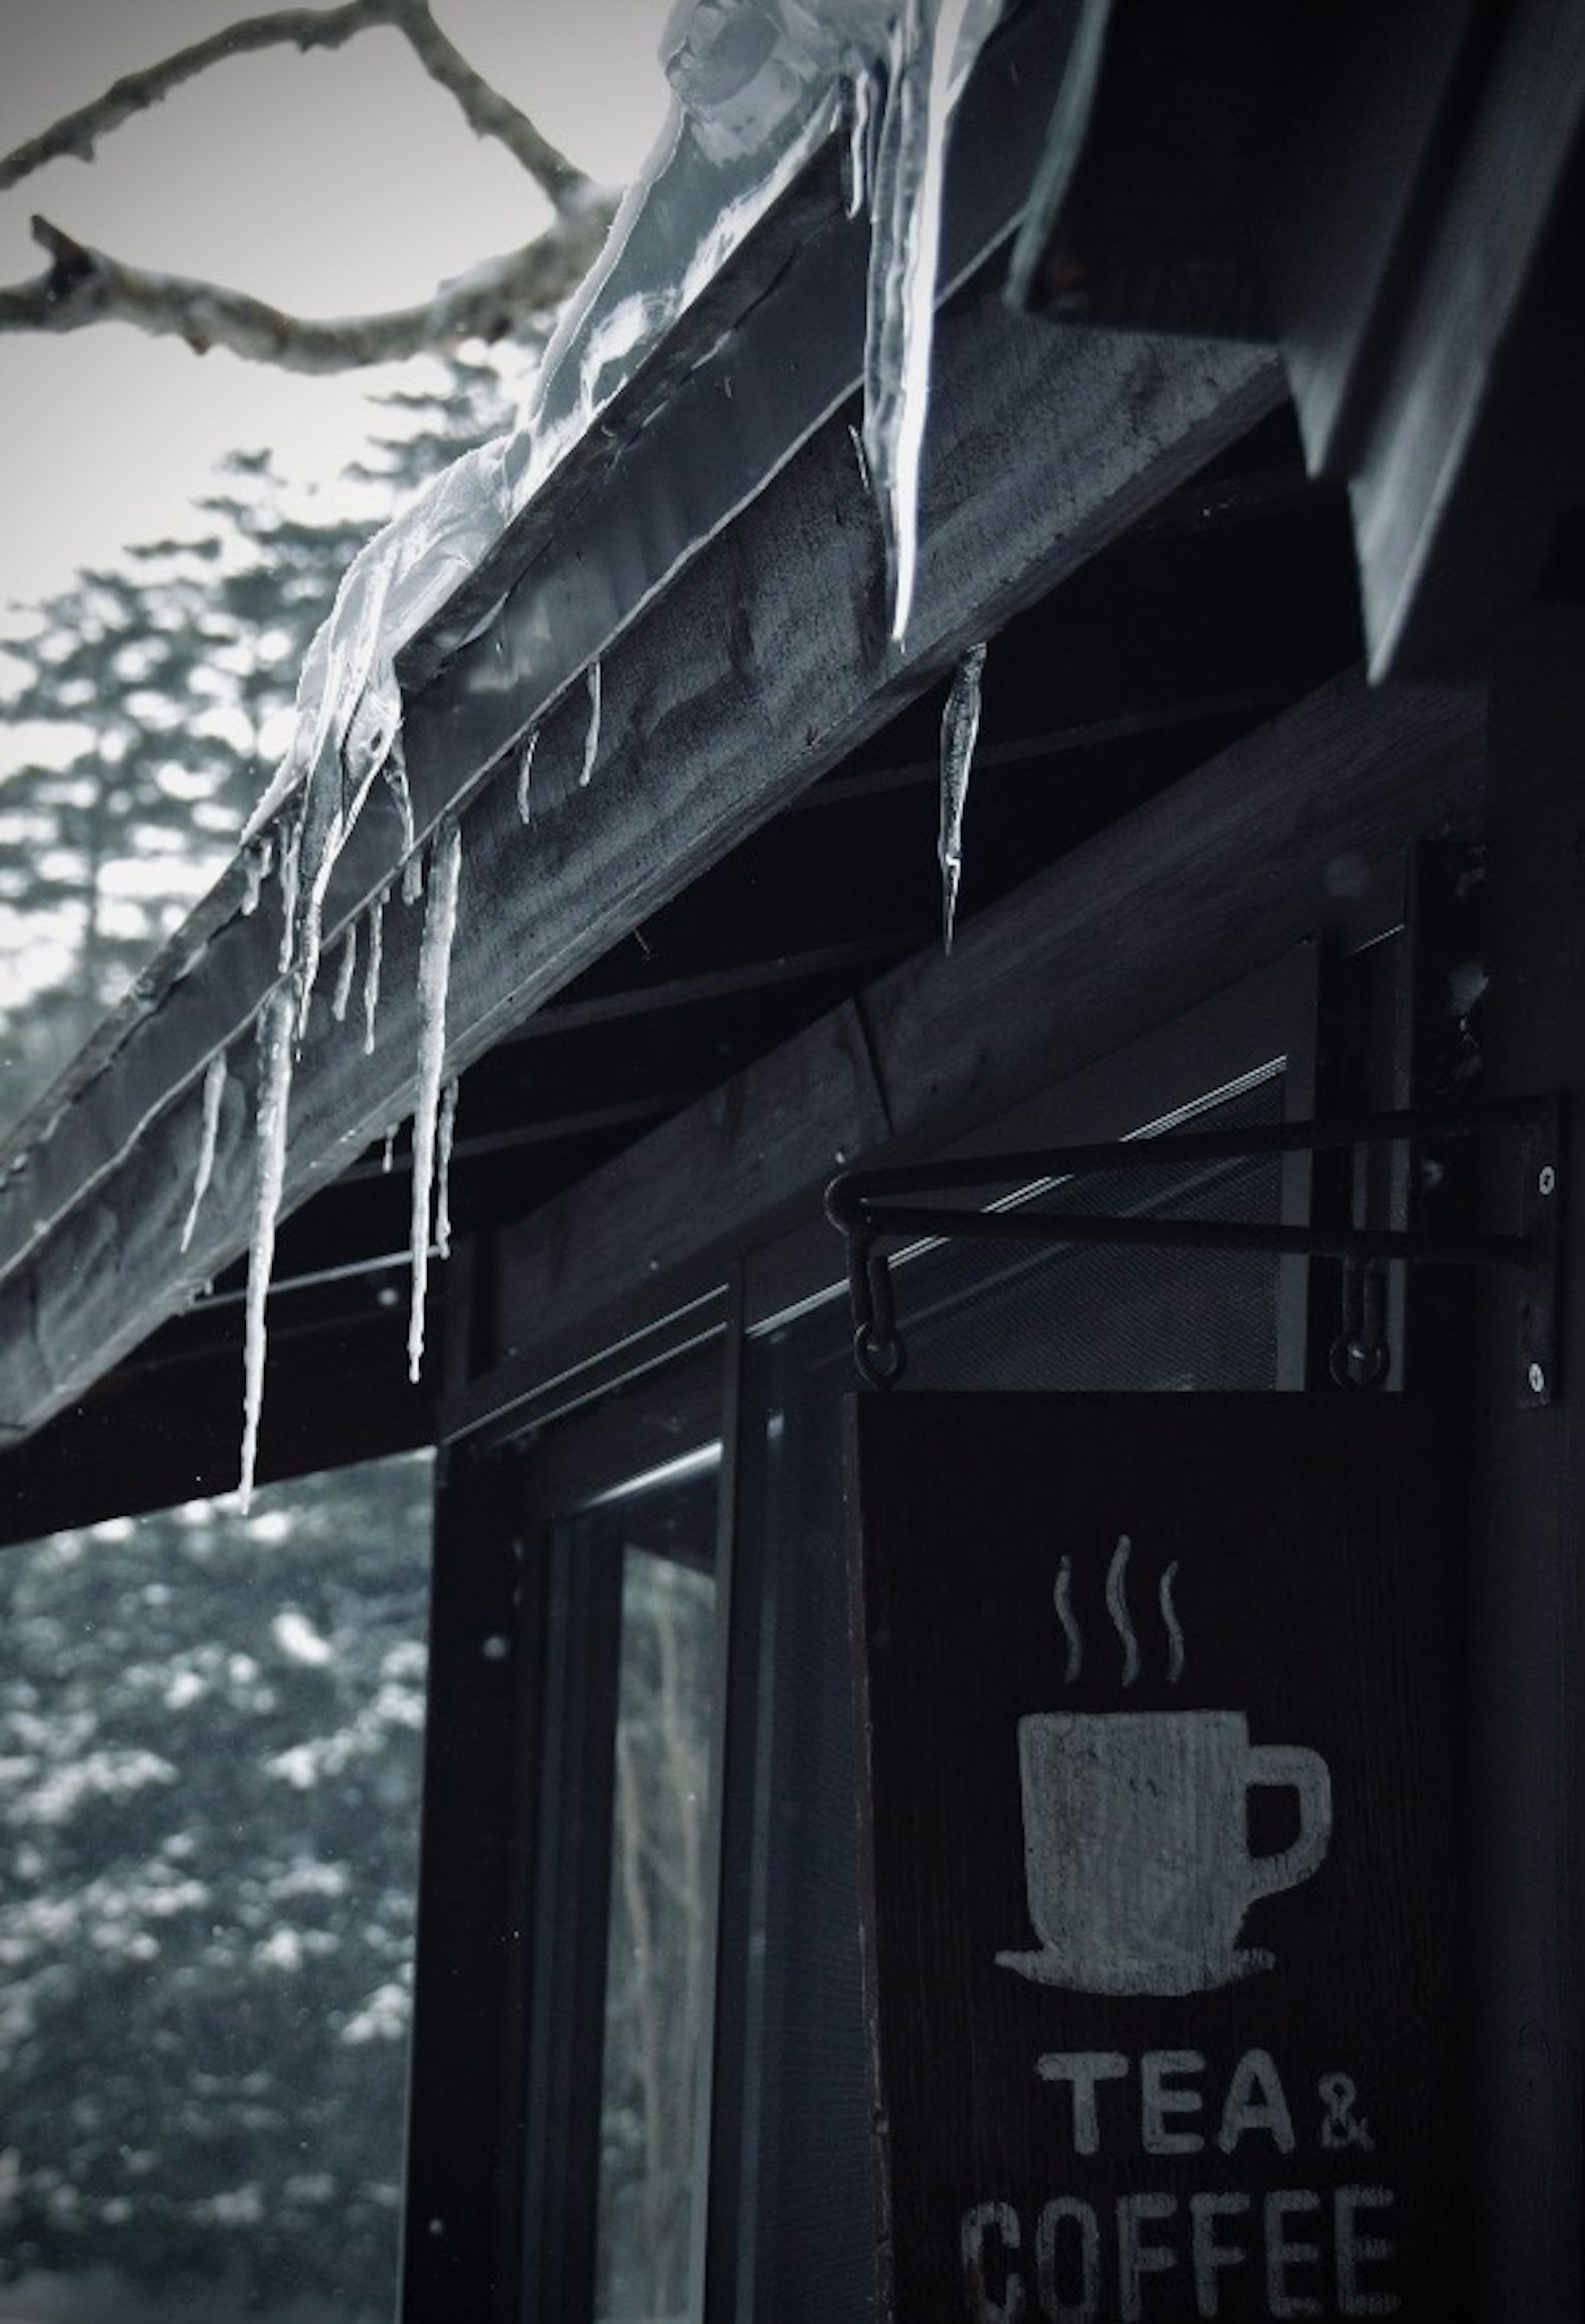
[579,662,603,787]
[240,839,272,918]
[937,640,986,951]
[516,725,539,825]
[844,62,876,218]
[383,743,416,860]
[435,1078,460,1260]
[401,848,425,906]
[363,887,387,1057]
[179,1052,228,1255]
[381,1125,399,1175]
[277,816,303,976]
[330,924,359,1023]
[239,990,296,1511]
[408,820,464,1384]
[863,0,990,642]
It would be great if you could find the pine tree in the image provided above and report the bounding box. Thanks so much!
[0,353,518,1135]
[0,1457,433,2319]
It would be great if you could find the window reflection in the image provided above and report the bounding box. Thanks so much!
[594,1504,715,2322]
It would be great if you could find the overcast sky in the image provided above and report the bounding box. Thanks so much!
[0,0,674,626]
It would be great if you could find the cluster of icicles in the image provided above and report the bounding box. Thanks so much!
[192,1,1000,1505]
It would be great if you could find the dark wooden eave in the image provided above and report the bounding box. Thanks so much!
[1009,0,1585,679]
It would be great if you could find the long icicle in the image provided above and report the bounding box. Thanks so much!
[363,886,387,1056]
[408,819,464,1383]
[240,990,296,1509]
[938,639,986,950]
[844,62,876,218]
[863,0,982,642]
[179,1051,228,1255]
[435,1078,459,1260]
[276,815,303,976]
[330,922,359,1023]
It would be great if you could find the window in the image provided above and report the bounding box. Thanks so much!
[503,1416,723,2324]
[408,954,1320,2322]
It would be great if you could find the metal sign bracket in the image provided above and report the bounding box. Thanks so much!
[826,1093,1564,1405]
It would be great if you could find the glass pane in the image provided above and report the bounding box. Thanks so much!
[0,1452,431,2324]
[595,1524,715,2324]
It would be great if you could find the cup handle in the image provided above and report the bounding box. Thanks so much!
[1241,1743,1332,1903]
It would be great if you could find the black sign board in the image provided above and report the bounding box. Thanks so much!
[847,1393,1465,2322]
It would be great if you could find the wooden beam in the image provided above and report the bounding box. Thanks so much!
[1343,3,1585,675]
[0,297,1277,1458]
[461,670,1483,1431]
[502,931,926,1044]
[794,688,1283,811]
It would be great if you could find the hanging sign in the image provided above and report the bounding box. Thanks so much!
[846,1393,1465,2322]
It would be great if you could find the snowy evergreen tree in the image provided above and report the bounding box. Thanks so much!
[0,355,524,2318]
[0,353,515,1132]
[0,1455,432,2320]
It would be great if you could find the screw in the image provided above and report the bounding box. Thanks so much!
[1539,1165,1557,1196]
[1528,1361,1547,1395]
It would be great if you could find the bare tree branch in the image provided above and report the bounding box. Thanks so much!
[0,199,616,372]
[0,2,403,193]
[0,0,590,211]
[388,0,589,208]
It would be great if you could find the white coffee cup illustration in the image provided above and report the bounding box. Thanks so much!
[996,1709,1332,1996]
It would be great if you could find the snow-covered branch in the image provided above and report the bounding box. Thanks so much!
[0,198,616,372]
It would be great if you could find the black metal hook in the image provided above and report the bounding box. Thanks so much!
[1329,1257,1391,1390]
[826,1093,1562,1400]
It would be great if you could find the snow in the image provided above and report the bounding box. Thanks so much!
[24,1747,178,1827]
[341,1978,410,2045]
[407,821,463,1384]
[271,1609,334,1668]
[178,1050,227,1255]
[937,637,986,950]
